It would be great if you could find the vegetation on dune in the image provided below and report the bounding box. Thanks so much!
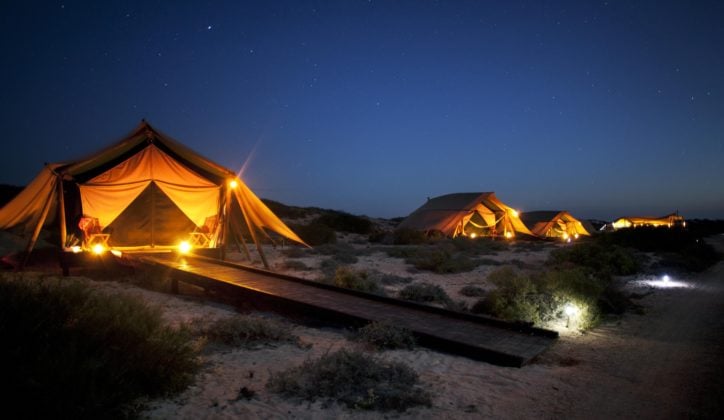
[194,315,299,349]
[459,285,487,297]
[316,212,374,234]
[548,241,640,281]
[267,349,431,411]
[288,220,337,245]
[354,321,416,350]
[398,282,451,304]
[0,276,199,418]
[386,245,479,274]
[327,266,386,295]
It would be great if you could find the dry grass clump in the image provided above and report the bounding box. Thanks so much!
[328,266,386,295]
[279,260,311,271]
[267,349,431,411]
[354,321,416,350]
[398,282,451,304]
[0,275,199,418]
[459,285,486,297]
[196,315,299,349]
[387,245,479,274]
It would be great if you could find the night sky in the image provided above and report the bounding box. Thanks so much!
[2,0,723,220]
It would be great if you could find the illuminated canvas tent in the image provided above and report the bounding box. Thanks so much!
[519,210,593,240]
[611,213,685,229]
[0,121,307,267]
[397,192,533,238]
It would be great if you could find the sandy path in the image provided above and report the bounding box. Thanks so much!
[519,236,724,419]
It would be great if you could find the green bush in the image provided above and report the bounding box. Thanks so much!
[267,349,431,411]
[398,282,451,304]
[0,276,199,418]
[316,212,374,234]
[475,267,541,323]
[289,221,337,246]
[330,267,385,295]
[407,247,479,274]
[392,228,429,245]
[548,242,639,280]
[355,321,416,350]
[459,285,486,297]
[198,315,298,349]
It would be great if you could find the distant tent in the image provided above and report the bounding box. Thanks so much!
[519,210,593,240]
[611,213,685,229]
[0,121,307,267]
[397,192,532,238]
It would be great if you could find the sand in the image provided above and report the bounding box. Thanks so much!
[5,234,724,418]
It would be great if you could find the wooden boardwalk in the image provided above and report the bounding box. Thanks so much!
[132,253,557,367]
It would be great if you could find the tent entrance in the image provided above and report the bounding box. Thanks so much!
[106,183,197,247]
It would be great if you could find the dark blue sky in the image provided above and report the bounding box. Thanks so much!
[2,0,723,219]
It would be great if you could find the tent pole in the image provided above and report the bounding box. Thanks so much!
[221,184,232,261]
[57,175,66,249]
[21,184,55,269]
[230,215,252,261]
[234,189,269,269]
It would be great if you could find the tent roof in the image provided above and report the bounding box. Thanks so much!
[398,192,532,236]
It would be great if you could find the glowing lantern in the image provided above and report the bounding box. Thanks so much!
[229,179,238,189]
[70,245,82,254]
[178,240,192,254]
[574,233,579,239]
[92,243,105,255]
[504,231,513,239]
[470,233,477,239]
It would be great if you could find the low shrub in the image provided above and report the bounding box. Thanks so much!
[355,321,416,350]
[548,242,639,280]
[267,349,431,411]
[366,271,414,285]
[330,267,385,295]
[449,236,508,254]
[0,276,199,418]
[316,212,374,234]
[198,315,298,349]
[476,267,541,323]
[289,221,337,246]
[408,247,479,274]
[459,285,486,297]
[398,282,451,304]
[392,228,428,245]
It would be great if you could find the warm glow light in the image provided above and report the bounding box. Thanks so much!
[574,233,580,239]
[562,232,570,240]
[511,209,519,218]
[229,179,238,189]
[178,241,192,254]
[70,245,82,254]
[92,244,105,255]
[470,233,477,239]
[504,231,513,239]
[110,249,122,257]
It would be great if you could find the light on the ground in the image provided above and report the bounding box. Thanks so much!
[178,240,192,254]
[574,233,579,239]
[70,245,82,253]
[564,303,578,316]
[470,233,477,239]
[505,231,513,239]
[662,274,670,283]
[92,243,105,255]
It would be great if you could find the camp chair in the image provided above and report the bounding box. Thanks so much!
[190,215,219,247]
[78,216,110,249]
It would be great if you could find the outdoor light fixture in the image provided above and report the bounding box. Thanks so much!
[229,179,238,189]
[178,240,192,254]
[70,245,82,253]
[511,209,519,217]
[564,303,578,328]
[662,274,670,283]
[470,233,477,239]
[91,243,105,255]
[505,231,513,239]
[574,233,580,239]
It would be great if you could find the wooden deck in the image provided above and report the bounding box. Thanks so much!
[131,253,557,367]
